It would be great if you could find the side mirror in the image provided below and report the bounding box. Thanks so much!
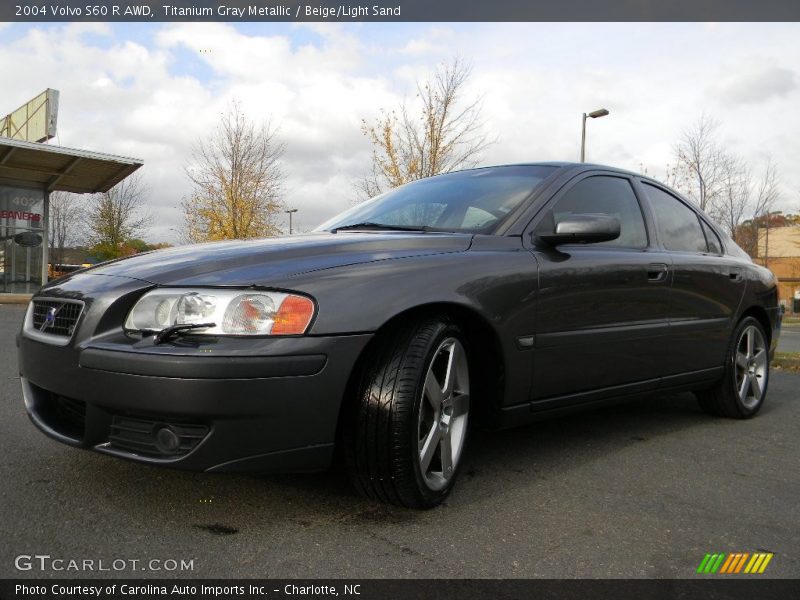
[537,213,621,246]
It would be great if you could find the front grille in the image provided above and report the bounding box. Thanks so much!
[31,299,83,338]
[109,416,209,458]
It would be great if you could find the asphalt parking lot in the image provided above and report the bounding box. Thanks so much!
[779,324,800,353]
[1,304,798,579]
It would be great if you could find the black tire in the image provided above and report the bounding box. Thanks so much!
[344,316,471,508]
[697,316,770,419]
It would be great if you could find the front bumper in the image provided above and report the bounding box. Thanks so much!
[18,332,372,473]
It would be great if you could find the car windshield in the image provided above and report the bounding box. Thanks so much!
[317,165,558,234]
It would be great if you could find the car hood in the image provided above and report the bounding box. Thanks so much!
[78,232,473,286]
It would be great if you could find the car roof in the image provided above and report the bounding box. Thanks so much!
[453,161,643,178]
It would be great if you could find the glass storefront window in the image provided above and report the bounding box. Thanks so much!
[0,185,45,294]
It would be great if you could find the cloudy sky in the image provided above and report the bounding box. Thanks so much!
[1,21,799,242]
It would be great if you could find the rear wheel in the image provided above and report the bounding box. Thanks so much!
[697,316,769,418]
[344,316,470,508]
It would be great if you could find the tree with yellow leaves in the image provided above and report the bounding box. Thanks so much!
[87,173,151,260]
[182,103,285,242]
[357,57,493,200]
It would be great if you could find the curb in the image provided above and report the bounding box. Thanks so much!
[0,294,32,305]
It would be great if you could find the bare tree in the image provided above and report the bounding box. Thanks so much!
[87,173,150,260]
[48,191,86,268]
[746,157,783,257]
[715,156,751,237]
[723,157,783,257]
[357,57,494,200]
[660,161,689,191]
[661,115,788,260]
[673,114,728,213]
[751,156,782,220]
[182,102,285,242]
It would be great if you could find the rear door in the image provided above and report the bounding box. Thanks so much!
[525,172,672,404]
[637,181,746,380]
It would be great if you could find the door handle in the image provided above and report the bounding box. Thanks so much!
[647,263,669,283]
[729,269,743,282]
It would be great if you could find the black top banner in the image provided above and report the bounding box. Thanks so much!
[4,0,800,22]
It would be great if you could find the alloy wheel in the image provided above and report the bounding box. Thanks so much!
[417,337,470,491]
[734,325,768,409]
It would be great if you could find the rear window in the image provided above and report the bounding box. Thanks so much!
[644,183,708,253]
[700,220,723,255]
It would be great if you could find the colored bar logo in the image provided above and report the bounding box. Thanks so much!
[696,552,773,574]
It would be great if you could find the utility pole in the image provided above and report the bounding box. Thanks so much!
[286,208,298,235]
[763,210,783,269]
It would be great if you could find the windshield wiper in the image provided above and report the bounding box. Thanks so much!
[152,322,216,345]
[330,222,432,233]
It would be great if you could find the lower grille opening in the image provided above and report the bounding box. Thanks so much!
[26,381,86,440]
[55,396,87,438]
[109,416,208,458]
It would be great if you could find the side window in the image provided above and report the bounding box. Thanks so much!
[643,184,708,253]
[700,220,722,255]
[535,176,648,248]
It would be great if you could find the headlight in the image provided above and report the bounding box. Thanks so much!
[124,288,315,336]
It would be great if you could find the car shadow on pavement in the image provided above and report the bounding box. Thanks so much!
[17,386,782,536]
[243,390,732,512]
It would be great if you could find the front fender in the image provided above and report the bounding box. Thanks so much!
[275,236,539,408]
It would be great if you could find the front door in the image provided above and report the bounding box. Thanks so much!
[526,173,672,404]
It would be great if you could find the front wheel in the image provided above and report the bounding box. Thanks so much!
[697,316,770,418]
[344,316,470,508]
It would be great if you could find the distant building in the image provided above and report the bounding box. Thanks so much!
[56,247,99,266]
[755,225,800,314]
[1,89,141,297]
[0,137,141,295]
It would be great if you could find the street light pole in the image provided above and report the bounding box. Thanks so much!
[581,113,587,163]
[580,108,610,162]
[286,208,298,235]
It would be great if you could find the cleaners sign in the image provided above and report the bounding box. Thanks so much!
[0,210,40,222]
[0,185,44,227]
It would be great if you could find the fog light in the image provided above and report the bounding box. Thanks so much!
[153,425,180,454]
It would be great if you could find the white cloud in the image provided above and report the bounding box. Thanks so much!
[399,27,456,56]
[455,23,800,209]
[2,22,799,242]
[712,63,797,106]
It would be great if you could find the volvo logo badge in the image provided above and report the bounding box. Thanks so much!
[40,306,59,332]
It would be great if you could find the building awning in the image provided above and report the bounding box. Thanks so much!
[0,136,142,194]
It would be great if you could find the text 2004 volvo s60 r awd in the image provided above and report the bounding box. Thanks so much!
[18,163,781,508]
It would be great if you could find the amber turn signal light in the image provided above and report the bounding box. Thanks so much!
[272,295,315,335]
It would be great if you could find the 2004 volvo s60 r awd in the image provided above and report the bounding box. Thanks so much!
[18,163,781,508]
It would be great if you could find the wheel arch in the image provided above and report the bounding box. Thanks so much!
[739,304,772,345]
[334,301,506,450]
